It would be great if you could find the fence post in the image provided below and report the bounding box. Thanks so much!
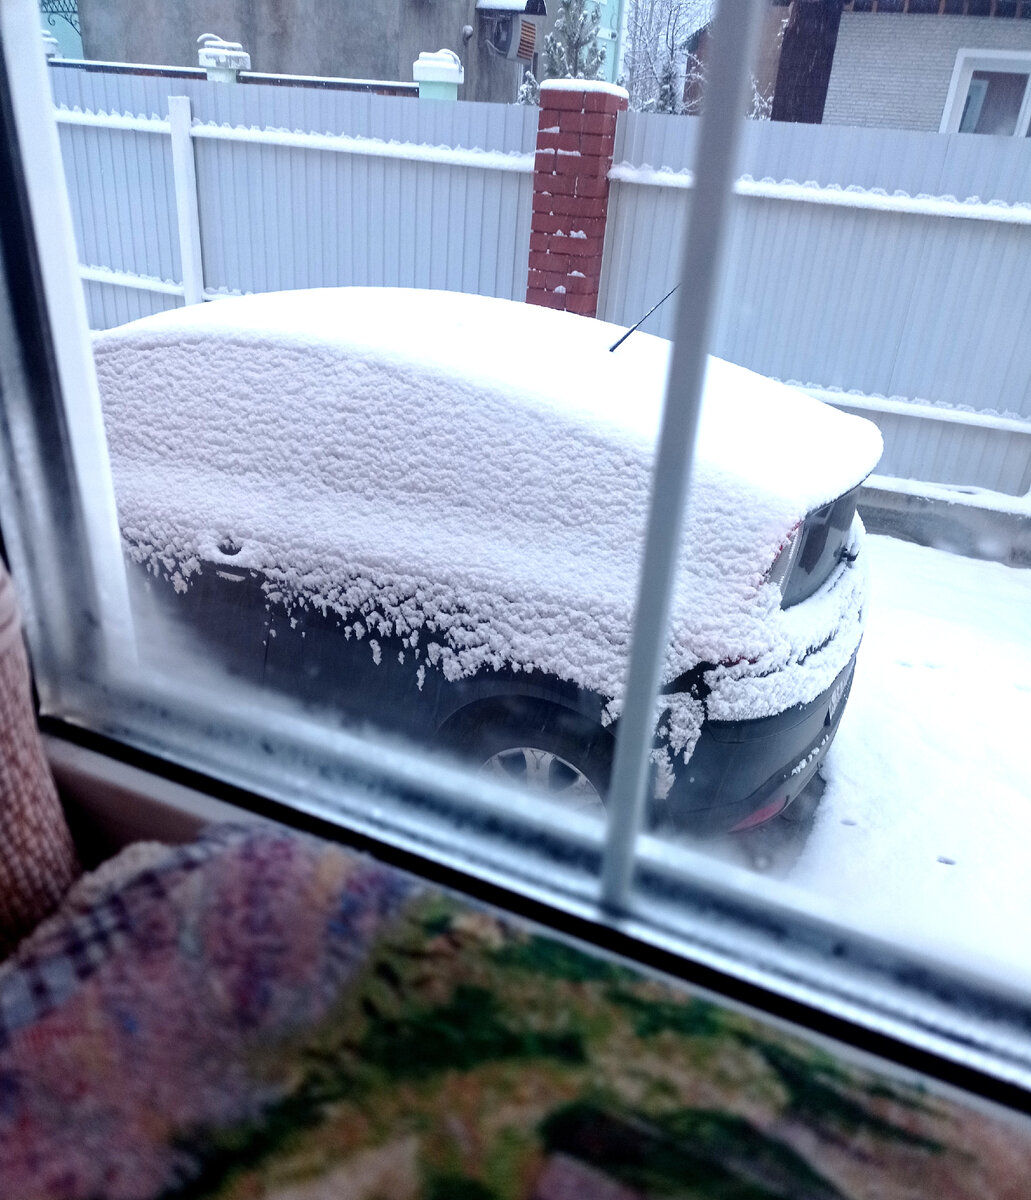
[526,79,628,318]
[167,95,205,306]
[413,49,464,101]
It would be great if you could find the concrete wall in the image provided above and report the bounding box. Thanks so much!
[823,13,1031,130]
[76,0,529,102]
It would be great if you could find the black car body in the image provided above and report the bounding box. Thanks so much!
[96,288,882,834]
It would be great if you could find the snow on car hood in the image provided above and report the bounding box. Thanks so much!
[94,288,882,732]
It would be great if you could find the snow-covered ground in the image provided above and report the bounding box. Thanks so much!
[789,534,1031,989]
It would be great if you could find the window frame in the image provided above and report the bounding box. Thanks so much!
[4,0,1031,1124]
[940,48,1031,135]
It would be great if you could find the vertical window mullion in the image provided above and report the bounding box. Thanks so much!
[0,0,134,687]
[599,0,764,913]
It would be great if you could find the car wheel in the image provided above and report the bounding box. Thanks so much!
[446,702,611,815]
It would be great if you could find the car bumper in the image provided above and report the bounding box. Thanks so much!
[655,651,858,837]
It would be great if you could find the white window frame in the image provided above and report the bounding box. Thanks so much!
[940,48,1031,135]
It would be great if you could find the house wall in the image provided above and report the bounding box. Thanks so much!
[76,0,527,102]
[753,4,788,113]
[823,13,1031,130]
[677,6,786,118]
[771,0,843,123]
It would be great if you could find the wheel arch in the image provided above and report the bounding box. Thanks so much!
[432,669,612,741]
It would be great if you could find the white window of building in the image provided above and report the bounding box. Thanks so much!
[941,49,1031,135]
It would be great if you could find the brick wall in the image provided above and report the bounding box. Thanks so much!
[526,80,629,318]
[823,14,1031,130]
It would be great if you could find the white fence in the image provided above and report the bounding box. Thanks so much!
[602,111,1031,498]
[50,64,537,328]
[51,63,1030,500]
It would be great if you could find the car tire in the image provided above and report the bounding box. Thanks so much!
[445,701,612,815]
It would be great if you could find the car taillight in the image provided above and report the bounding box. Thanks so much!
[731,795,787,831]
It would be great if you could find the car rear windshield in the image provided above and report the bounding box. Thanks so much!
[781,487,861,609]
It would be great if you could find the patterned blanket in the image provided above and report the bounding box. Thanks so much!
[0,824,1027,1199]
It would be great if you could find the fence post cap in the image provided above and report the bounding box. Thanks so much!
[413,49,465,85]
[197,33,251,73]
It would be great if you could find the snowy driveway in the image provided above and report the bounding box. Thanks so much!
[788,534,1031,989]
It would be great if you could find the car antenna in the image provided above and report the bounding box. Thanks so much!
[609,284,680,352]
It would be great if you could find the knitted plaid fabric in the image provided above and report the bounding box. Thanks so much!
[2,824,1030,1200]
[0,824,415,1199]
[0,562,79,958]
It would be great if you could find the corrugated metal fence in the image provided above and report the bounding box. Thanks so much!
[51,64,1030,498]
[602,112,1031,497]
[50,64,537,329]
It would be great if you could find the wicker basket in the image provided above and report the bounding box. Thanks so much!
[0,563,79,958]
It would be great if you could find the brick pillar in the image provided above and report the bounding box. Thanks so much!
[526,80,629,318]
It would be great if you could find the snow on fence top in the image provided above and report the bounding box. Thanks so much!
[94,288,881,730]
[607,163,1031,226]
[540,79,629,101]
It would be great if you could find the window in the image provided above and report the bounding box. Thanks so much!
[941,48,1031,135]
[3,0,1031,1122]
[960,69,1028,133]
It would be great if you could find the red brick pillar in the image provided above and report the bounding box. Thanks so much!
[526,79,629,318]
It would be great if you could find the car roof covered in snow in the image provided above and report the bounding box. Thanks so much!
[95,287,881,517]
[94,288,882,722]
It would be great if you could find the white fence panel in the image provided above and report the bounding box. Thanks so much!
[50,64,537,331]
[49,64,1031,497]
[601,110,1031,497]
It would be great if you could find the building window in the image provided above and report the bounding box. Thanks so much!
[941,49,1031,134]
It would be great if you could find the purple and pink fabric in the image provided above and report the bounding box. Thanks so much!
[0,825,413,1198]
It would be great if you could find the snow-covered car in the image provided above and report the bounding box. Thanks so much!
[95,288,882,835]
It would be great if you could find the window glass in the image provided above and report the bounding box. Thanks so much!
[960,69,1028,134]
[4,0,1031,1099]
[660,13,1031,993]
